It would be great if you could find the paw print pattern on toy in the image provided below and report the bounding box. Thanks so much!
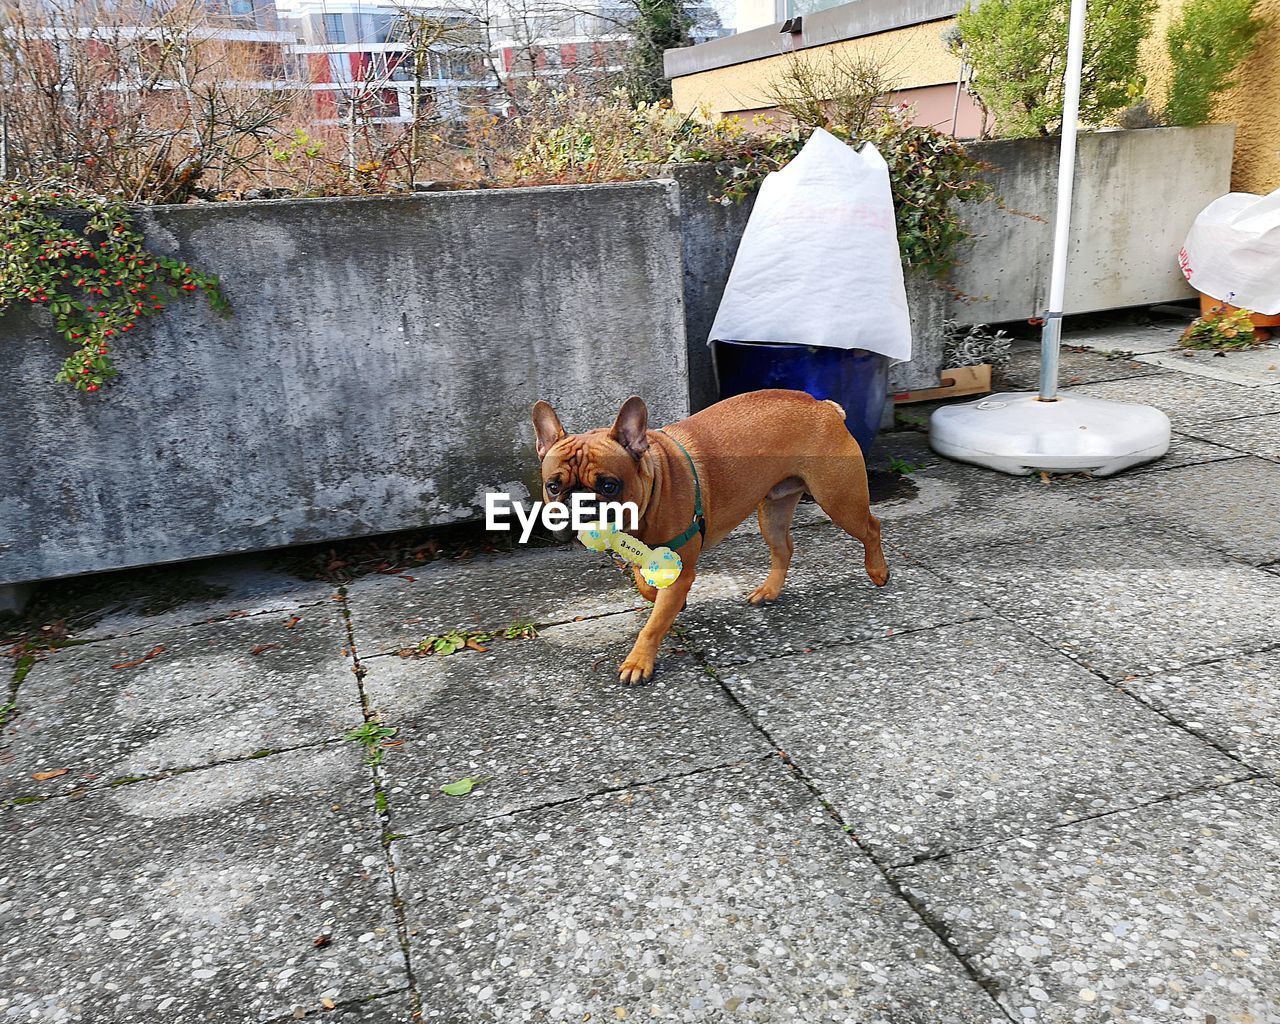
[577,521,682,588]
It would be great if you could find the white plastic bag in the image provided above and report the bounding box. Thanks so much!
[708,128,912,361]
[1180,187,1280,315]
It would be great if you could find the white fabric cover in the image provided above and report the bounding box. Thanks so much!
[1180,187,1280,315]
[708,128,912,361]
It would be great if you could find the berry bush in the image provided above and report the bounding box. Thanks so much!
[0,190,229,393]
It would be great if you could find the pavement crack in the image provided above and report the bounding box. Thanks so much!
[675,630,1017,1022]
[993,611,1280,772]
[890,774,1265,870]
[2,736,345,810]
[411,754,773,837]
[334,585,422,1019]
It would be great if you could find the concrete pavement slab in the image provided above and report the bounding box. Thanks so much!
[1185,411,1280,463]
[398,759,1004,1023]
[1057,323,1186,355]
[35,556,336,643]
[722,618,1243,865]
[1112,430,1245,475]
[1068,373,1280,430]
[343,546,641,657]
[1087,456,1280,565]
[934,524,1280,679]
[680,525,991,667]
[360,615,770,833]
[898,780,1280,1024]
[0,746,403,1023]
[267,989,415,1022]
[1,608,361,801]
[998,346,1161,391]
[1134,344,1280,388]
[1119,650,1280,778]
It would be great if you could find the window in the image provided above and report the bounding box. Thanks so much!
[322,13,346,43]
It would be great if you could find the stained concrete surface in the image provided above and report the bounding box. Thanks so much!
[3,343,1280,1022]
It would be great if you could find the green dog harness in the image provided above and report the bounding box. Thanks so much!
[656,429,705,551]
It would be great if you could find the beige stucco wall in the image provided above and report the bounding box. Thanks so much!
[672,1,1280,192]
[1142,0,1280,193]
[670,21,964,116]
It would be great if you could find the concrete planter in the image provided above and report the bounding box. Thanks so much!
[0,125,1236,587]
[0,182,690,587]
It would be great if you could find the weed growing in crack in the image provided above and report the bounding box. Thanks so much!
[345,722,398,766]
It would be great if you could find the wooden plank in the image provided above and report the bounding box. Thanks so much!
[893,364,992,404]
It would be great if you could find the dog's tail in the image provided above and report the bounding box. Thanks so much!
[823,398,847,419]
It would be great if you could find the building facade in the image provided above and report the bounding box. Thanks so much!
[283,0,484,123]
[665,0,1280,192]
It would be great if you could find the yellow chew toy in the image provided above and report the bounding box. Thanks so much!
[578,521,682,588]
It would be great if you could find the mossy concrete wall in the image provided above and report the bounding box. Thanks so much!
[0,183,690,586]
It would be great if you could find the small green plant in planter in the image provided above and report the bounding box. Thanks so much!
[0,189,228,393]
[1179,304,1262,350]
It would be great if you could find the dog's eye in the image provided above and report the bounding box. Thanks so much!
[597,478,621,497]
[545,479,562,496]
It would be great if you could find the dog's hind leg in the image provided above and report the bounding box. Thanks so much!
[749,486,803,605]
[805,459,890,588]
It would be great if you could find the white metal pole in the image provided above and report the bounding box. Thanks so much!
[1038,0,1088,401]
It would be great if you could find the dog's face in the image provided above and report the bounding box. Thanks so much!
[532,397,654,527]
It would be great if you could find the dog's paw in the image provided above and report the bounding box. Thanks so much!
[747,582,782,605]
[618,652,655,685]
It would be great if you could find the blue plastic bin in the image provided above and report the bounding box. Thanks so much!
[712,340,889,454]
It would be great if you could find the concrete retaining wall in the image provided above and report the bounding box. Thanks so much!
[951,125,1234,324]
[0,182,689,586]
[678,125,1234,396]
[0,125,1234,585]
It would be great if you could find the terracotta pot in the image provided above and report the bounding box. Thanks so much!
[1198,291,1280,328]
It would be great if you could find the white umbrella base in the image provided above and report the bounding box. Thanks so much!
[929,392,1171,477]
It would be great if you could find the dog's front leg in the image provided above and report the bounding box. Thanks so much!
[619,568,695,685]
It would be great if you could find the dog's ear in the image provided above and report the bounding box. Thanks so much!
[532,401,566,461]
[609,396,649,460]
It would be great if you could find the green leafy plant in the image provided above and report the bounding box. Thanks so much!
[953,0,1156,137]
[345,722,398,766]
[888,456,926,475]
[1164,0,1267,126]
[623,0,695,103]
[1179,303,1261,350]
[867,109,994,276]
[398,620,537,657]
[0,190,228,392]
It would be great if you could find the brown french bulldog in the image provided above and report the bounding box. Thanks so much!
[532,389,889,684]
